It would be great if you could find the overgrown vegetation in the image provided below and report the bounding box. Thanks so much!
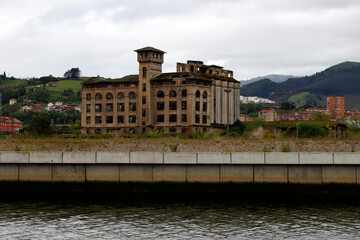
[297,122,326,138]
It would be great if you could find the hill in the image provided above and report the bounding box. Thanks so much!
[241,61,360,108]
[241,74,300,86]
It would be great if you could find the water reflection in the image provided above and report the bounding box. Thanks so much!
[0,198,360,239]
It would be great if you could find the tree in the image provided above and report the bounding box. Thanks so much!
[310,112,330,121]
[64,68,81,79]
[298,122,326,138]
[28,114,52,136]
[280,101,296,110]
[3,71,6,80]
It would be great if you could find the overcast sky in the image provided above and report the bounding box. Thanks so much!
[0,0,359,80]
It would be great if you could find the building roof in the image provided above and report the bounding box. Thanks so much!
[134,46,166,53]
[0,117,22,124]
[151,71,238,83]
[82,75,139,85]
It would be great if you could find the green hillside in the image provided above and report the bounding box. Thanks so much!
[241,61,360,107]
[0,78,26,86]
[45,80,82,93]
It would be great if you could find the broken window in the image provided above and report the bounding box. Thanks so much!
[169,101,177,110]
[117,116,124,123]
[95,116,102,124]
[95,104,102,112]
[106,103,113,112]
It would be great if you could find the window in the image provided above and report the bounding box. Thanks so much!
[196,90,200,98]
[157,102,164,111]
[202,115,207,124]
[209,70,213,74]
[118,103,124,112]
[95,104,102,112]
[129,115,136,123]
[129,128,136,134]
[86,104,91,112]
[142,83,146,92]
[86,116,91,124]
[129,102,136,112]
[190,66,194,72]
[157,91,164,98]
[142,128,146,133]
[118,116,124,123]
[169,114,177,122]
[182,90,187,97]
[169,101,177,110]
[117,92,124,100]
[182,127,187,133]
[157,115,164,122]
[106,116,113,124]
[142,67,147,78]
[195,114,200,123]
[181,114,187,123]
[196,101,200,111]
[182,101,187,110]
[95,116,102,124]
[95,129,101,134]
[142,96,146,104]
[86,94,91,100]
[106,103,113,112]
[129,92,136,100]
[142,109,146,117]
[169,90,177,98]
[106,93,113,100]
[169,127,176,132]
[203,102,207,112]
[203,91,208,99]
[95,93,102,100]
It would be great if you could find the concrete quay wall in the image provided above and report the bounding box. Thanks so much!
[0,152,360,185]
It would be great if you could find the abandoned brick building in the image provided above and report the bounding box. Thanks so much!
[81,47,240,134]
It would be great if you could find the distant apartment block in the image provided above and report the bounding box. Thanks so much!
[327,96,345,119]
[259,110,277,121]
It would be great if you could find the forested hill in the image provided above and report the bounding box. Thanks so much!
[241,61,360,107]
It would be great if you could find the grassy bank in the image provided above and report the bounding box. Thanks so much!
[1,135,359,152]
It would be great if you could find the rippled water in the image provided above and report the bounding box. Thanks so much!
[1,197,360,239]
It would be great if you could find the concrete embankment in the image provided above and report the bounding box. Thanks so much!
[1,152,360,194]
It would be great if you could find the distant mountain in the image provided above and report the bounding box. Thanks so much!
[241,61,360,108]
[241,74,300,86]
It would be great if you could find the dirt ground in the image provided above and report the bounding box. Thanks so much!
[0,137,359,152]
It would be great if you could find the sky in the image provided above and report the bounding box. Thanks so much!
[0,0,359,81]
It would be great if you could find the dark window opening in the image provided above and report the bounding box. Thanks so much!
[169,90,177,98]
[129,128,135,134]
[142,67,146,78]
[157,115,164,122]
[86,94,91,100]
[95,129,101,134]
[182,89,187,97]
[118,116,124,123]
[117,92,124,100]
[142,96,146,104]
[86,116,90,124]
[169,127,176,132]
[95,104,102,113]
[129,115,136,123]
[195,114,200,123]
[169,101,177,110]
[95,93,102,100]
[106,103,113,112]
[118,103,124,112]
[202,115,207,124]
[169,114,177,122]
[196,90,200,98]
[142,128,146,133]
[181,114,187,123]
[190,66,194,72]
[203,102,207,112]
[106,93,113,100]
[182,101,187,110]
[157,91,164,98]
[203,91,207,99]
[142,83,146,92]
[86,104,91,112]
[95,116,102,124]
[209,70,212,74]
[142,109,146,117]
[196,101,200,111]
[129,92,136,100]
[129,102,136,112]
[106,116,113,124]
[157,102,164,111]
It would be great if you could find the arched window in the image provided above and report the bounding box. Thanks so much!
[169,90,177,98]
[95,93,102,100]
[196,90,200,98]
[142,67,147,78]
[117,92,124,100]
[106,93,113,100]
[129,92,136,100]
[203,91,207,99]
[157,90,164,98]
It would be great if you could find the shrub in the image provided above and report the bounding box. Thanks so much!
[169,143,179,152]
[281,143,291,152]
[28,114,52,136]
[297,122,326,138]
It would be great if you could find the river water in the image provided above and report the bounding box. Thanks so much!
[1,197,360,239]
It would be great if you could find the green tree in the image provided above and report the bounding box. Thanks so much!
[298,122,326,138]
[280,101,296,110]
[310,112,330,121]
[28,114,52,136]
